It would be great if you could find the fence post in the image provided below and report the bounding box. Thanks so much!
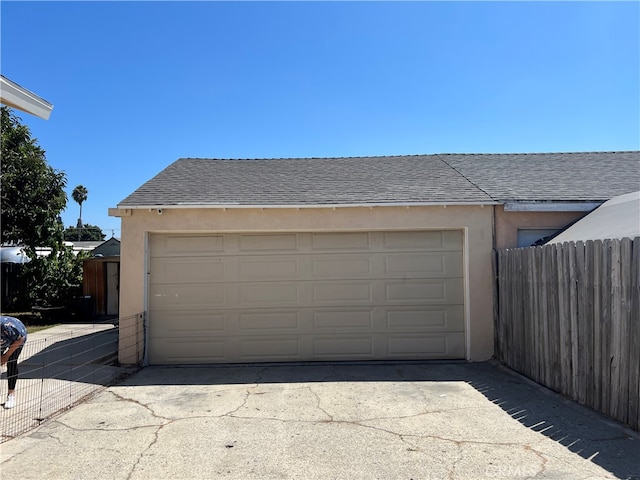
[37,338,47,422]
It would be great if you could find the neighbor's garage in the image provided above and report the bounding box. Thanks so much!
[147,230,465,364]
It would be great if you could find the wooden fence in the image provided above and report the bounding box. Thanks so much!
[495,237,639,430]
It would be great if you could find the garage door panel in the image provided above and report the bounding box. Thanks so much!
[239,257,300,280]
[385,305,464,331]
[150,234,225,256]
[311,255,372,278]
[239,337,301,361]
[384,252,462,277]
[151,257,226,283]
[313,336,373,358]
[311,232,371,250]
[150,311,227,334]
[239,311,300,330]
[239,282,300,305]
[312,309,374,329]
[312,282,372,303]
[151,284,227,308]
[239,233,298,252]
[384,279,463,303]
[386,333,465,358]
[383,230,461,250]
[150,338,227,364]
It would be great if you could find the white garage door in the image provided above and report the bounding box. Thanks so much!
[148,230,465,364]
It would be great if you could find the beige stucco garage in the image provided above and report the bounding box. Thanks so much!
[110,152,639,366]
[113,204,494,364]
[110,154,499,364]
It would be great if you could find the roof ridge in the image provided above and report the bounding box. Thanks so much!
[436,150,640,156]
[435,154,495,200]
[179,154,436,161]
[178,151,639,161]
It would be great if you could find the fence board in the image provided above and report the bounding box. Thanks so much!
[520,248,544,381]
[517,250,525,372]
[592,240,603,412]
[492,249,500,365]
[557,243,571,396]
[535,247,545,384]
[609,240,622,420]
[601,240,613,418]
[629,238,640,430]
[546,244,560,391]
[583,241,595,408]
[615,239,630,425]
[575,241,589,405]
[569,241,579,399]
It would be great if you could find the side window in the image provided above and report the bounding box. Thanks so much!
[517,228,560,247]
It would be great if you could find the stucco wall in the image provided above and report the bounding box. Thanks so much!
[494,206,588,250]
[113,205,495,362]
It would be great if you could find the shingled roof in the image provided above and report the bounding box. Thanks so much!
[118,152,640,208]
[439,151,640,202]
[118,155,493,207]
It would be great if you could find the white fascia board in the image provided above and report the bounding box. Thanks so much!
[504,202,603,212]
[117,201,499,210]
[0,75,53,120]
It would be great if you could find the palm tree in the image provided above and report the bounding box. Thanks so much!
[72,185,88,229]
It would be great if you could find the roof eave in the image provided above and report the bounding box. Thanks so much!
[111,201,498,214]
[0,75,53,120]
[503,201,604,212]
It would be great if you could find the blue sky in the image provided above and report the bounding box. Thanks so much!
[1,1,638,238]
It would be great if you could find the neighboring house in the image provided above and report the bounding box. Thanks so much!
[64,241,103,254]
[0,74,53,119]
[91,237,121,257]
[545,190,640,244]
[109,151,640,366]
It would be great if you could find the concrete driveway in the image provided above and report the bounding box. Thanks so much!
[1,361,638,480]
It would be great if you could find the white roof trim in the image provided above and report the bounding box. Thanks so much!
[504,202,603,212]
[0,75,53,120]
[114,202,498,211]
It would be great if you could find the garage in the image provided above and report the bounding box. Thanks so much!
[148,229,465,364]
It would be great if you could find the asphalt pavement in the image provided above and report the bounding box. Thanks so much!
[1,361,639,480]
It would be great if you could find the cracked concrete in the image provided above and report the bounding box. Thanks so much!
[1,362,638,479]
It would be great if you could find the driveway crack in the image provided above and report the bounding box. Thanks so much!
[307,386,333,421]
[223,384,260,417]
[109,390,173,423]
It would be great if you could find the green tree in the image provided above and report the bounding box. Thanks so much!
[28,249,88,308]
[72,184,88,228]
[1,106,67,256]
[1,106,84,309]
[64,223,106,242]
